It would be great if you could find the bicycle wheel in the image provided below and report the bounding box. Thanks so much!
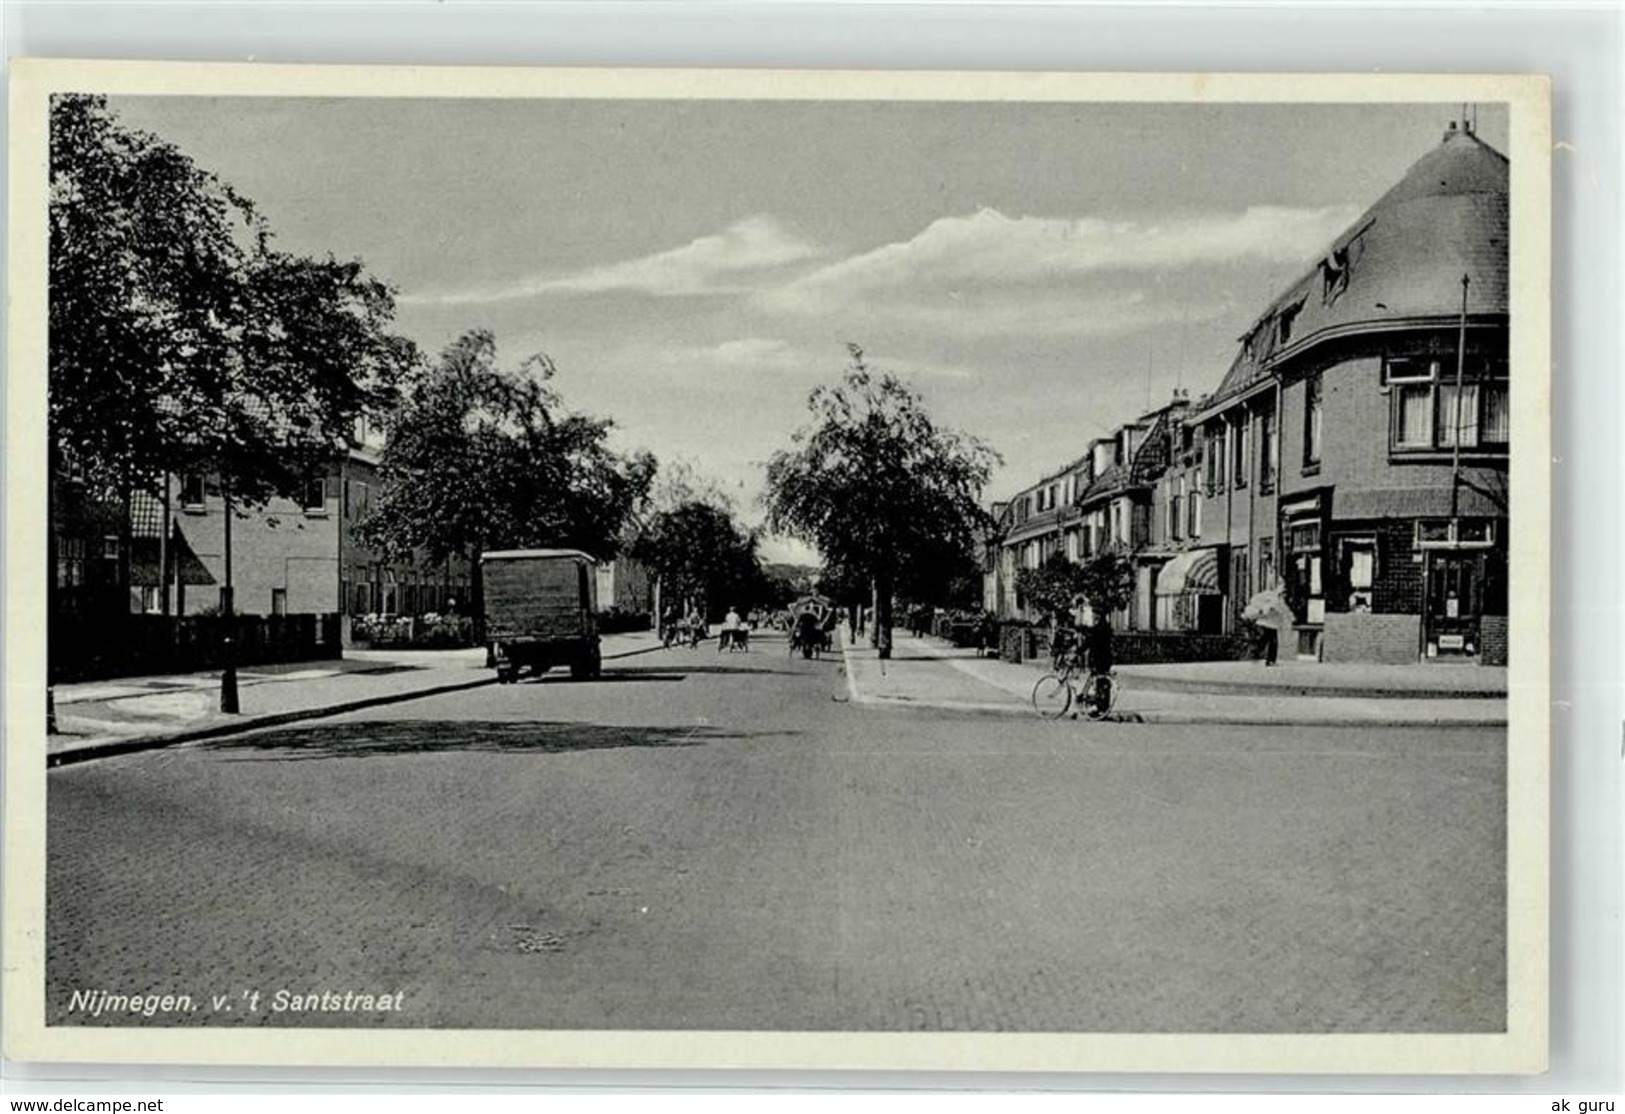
[1031,673,1074,719]
[1081,673,1116,720]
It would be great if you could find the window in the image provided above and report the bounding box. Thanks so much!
[1232,418,1250,488]
[1415,519,1496,548]
[271,588,288,616]
[1483,383,1510,444]
[1288,520,1321,553]
[180,473,206,510]
[1321,246,1351,304]
[1343,537,1376,613]
[1436,383,1480,447]
[1259,411,1278,492]
[1288,517,1324,623]
[1278,302,1301,346]
[1188,491,1203,538]
[1303,374,1323,467]
[1385,356,1438,383]
[1395,383,1434,448]
[1258,537,1275,590]
[302,475,328,513]
[1203,428,1225,494]
[57,536,86,588]
[1168,479,1184,541]
[1387,354,1509,453]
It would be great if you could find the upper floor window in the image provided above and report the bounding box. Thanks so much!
[1258,410,1278,493]
[302,475,328,513]
[1303,374,1323,468]
[1231,418,1250,488]
[1203,428,1226,495]
[1278,302,1302,346]
[179,473,206,510]
[1387,355,1509,453]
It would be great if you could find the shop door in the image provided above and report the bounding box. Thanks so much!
[1425,552,1482,658]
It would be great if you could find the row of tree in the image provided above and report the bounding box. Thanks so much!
[52,96,1015,649]
[50,94,774,627]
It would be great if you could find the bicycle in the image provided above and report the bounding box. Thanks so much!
[1031,638,1083,719]
[1031,638,1119,720]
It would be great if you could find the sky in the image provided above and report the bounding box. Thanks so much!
[106,94,1508,564]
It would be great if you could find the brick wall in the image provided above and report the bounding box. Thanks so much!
[1117,631,1254,664]
[1321,611,1420,664]
[1479,614,1508,666]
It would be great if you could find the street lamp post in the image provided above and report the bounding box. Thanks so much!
[220,481,239,713]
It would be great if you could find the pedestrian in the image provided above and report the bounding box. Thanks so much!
[1241,582,1291,666]
[720,605,745,652]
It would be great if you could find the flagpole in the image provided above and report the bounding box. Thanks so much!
[1450,273,1470,526]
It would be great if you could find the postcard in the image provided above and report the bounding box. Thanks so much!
[4,61,1550,1074]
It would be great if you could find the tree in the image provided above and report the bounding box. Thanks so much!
[1076,553,1136,617]
[765,345,1001,659]
[1015,551,1135,626]
[356,330,655,625]
[630,500,764,621]
[1015,553,1084,625]
[49,94,411,504]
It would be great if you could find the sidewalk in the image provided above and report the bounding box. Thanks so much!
[839,632,1507,728]
[45,629,666,766]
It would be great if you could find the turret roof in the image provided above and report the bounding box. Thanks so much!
[1209,124,1509,405]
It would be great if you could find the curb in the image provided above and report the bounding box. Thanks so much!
[48,675,499,768]
[847,691,1506,728]
[49,642,672,768]
[1120,676,1506,701]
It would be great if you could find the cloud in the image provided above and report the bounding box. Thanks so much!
[712,337,799,368]
[402,216,822,305]
[761,204,1362,319]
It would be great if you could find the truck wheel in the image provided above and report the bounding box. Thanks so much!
[571,651,602,680]
[497,667,516,684]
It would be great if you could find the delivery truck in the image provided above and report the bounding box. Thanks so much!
[479,549,603,683]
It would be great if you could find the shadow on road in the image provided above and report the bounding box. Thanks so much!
[198,719,791,761]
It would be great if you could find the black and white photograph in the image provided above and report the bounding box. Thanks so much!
[4,63,1550,1074]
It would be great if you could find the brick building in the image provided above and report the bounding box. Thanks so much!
[987,119,1509,665]
[1182,119,1508,663]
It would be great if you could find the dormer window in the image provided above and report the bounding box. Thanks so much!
[1278,303,1301,346]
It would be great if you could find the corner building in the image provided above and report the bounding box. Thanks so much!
[1186,121,1509,663]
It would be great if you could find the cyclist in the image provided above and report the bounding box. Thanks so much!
[1078,605,1115,716]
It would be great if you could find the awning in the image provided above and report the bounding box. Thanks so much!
[1155,548,1222,595]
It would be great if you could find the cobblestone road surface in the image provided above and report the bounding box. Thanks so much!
[47,637,1505,1032]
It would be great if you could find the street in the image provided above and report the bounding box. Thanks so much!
[47,635,1506,1033]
